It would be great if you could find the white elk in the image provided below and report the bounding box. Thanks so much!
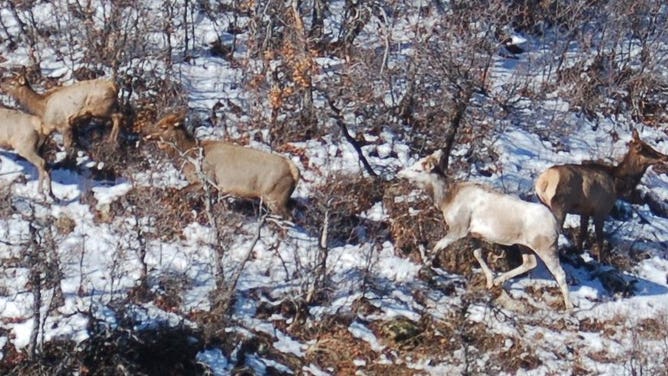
[399,150,573,309]
[0,107,53,197]
[1,69,122,157]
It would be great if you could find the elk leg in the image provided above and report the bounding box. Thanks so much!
[267,176,296,219]
[552,206,566,230]
[433,234,461,253]
[19,146,54,199]
[577,215,589,250]
[266,199,290,219]
[62,128,76,161]
[538,250,573,310]
[593,216,606,262]
[423,233,463,268]
[492,252,537,287]
[108,112,123,143]
[434,221,470,252]
[181,182,204,200]
[473,248,495,288]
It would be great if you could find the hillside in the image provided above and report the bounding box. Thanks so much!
[0,1,667,374]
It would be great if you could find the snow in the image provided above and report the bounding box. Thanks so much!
[348,320,385,352]
[197,348,231,375]
[274,330,306,357]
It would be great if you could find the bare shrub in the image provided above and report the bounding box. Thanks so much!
[0,184,13,217]
[303,173,385,246]
[77,306,205,375]
[384,181,446,261]
[103,186,197,240]
[0,338,78,375]
[303,317,377,375]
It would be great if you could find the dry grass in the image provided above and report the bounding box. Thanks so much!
[384,181,445,261]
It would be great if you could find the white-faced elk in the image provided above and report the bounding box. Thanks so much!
[0,107,53,198]
[399,150,573,310]
[535,129,668,260]
[0,68,122,158]
[143,112,300,219]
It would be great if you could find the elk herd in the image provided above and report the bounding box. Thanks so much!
[1,67,668,311]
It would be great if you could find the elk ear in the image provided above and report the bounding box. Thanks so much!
[631,128,640,142]
[16,66,28,85]
[421,158,435,172]
[432,149,447,171]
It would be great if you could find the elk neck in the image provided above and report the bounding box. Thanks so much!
[612,149,654,196]
[160,128,199,159]
[165,130,206,184]
[9,83,47,116]
[424,171,451,209]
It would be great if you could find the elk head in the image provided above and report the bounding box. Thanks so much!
[0,69,29,93]
[626,128,668,167]
[398,149,447,187]
[142,111,188,149]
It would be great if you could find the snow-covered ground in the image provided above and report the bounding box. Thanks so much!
[0,1,667,374]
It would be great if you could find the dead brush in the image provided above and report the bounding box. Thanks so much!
[102,186,205,240]
[77,309,205,375]
[0,184,13,217]
[0,338,79,374]
[304,323,374,374]
[373,316,425,349]
[492,335,542,373]
[302,173,385,245]
[384,314,460,358]
[383,180,446,262]
[636,315,668,341]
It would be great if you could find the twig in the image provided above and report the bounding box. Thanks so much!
[306,198,332,304]
[326,96,377,177]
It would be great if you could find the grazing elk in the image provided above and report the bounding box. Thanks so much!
[0,107,53,198]
[399,150,573,309]
[0,68,122,158]
[535,129,668,258]
[143,113,300,218]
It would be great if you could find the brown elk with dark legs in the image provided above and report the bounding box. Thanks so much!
[0,68,123,159]
[535,129,668,260]
[400,150,573,310]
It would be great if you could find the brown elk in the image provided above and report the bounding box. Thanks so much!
[399,150,572,309]
[535,129,668,257]
[143,113,300,218]
[0,69,122,158]
[0,107,53,198]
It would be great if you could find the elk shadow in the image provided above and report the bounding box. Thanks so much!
[0,151,43,185]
